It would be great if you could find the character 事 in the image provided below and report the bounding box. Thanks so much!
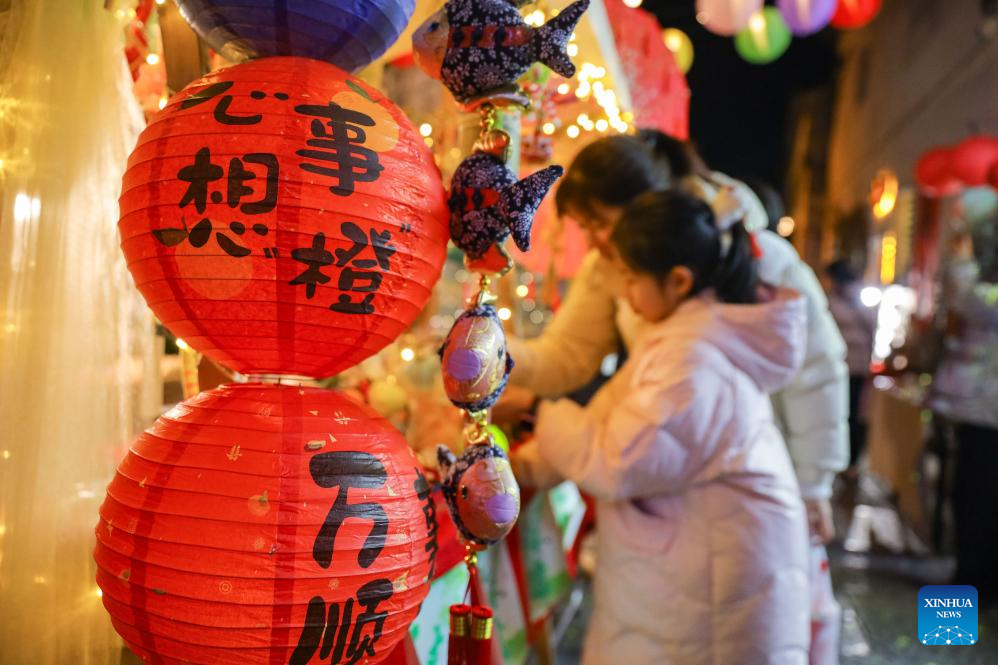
[448,151,562,266]
[412,0,590,106]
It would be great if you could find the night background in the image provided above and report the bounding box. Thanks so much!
[644,0,840,189]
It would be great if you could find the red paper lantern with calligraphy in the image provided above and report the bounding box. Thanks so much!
[119,57,449,379]
[830,0,881,29]
[951,135,998,187]
[95,383,437,664]
[915,147,962,197]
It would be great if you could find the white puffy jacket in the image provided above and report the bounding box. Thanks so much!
[529,292,811,665]
[509,227,850,499]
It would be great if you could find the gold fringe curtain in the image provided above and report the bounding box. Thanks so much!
[0,2,160,663]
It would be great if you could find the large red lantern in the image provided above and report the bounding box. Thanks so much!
[119,57,449,378]
[950,135,998,187]
[831,0,881,29]
[95,383,437,664]
[915,147,962,197]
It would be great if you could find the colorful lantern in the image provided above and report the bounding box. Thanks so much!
[119,57,450,379]
[831,0,882,29]
[735,8,792,65]
[173,0,414,71]
[696,0,763,36]
[776,0,836,36]
[915,148,962,197]
[662,28,694,74]
[95,383,438,665]
[951,135,998,187]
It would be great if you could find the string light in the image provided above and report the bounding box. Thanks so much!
[515,285,529,297]
[557,83,571,95]
[596,119,609,132]
[175,338,190,351]
[776,216,795,236]
[158,96,168,110]
[542,122,556,135]
[623,0,643,7]
[419,123,433,137]
[400,348,415,362]
[497,307,512,321]
[424,137,434,148]
[146,53,160,66]
[567,44,579,57]
[566,125,580,138]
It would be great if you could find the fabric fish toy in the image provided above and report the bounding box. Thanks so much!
[449,151,562,265]
[440,304,514,412]
[412,0,590,106]
[438,442,521,546]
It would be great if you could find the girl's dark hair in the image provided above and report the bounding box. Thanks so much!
[555,135,670,220]
[636,128,712,181]
[612,190,759,305]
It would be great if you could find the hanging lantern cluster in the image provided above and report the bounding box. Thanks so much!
[679,0,883,67]
[411,0,589,659]
[97,5,456,662]
[915,136,998,197]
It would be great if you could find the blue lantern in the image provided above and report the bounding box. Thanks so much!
[175,0,415,71]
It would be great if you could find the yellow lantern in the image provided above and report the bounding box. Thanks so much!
[662,28,694,74]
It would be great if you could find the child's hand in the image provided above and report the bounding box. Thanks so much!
[805,498,834,544]
[491,385,538,426]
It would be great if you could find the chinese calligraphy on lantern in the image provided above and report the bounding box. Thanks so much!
[152,83,400,314]
[289,579,393,665]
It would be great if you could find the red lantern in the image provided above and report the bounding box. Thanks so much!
[915,147,962,197]
[94,383,437,664]
[950,135,998,186]
[119,57,449,378]
[831,0,882,29]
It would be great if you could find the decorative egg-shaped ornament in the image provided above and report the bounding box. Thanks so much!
[439,305,514,412]
[438,443,520,546]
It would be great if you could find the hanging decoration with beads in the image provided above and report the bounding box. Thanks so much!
[412,0,588,660]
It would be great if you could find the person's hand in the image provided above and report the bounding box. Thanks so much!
[491,385,537,426]
[805,498,835,544]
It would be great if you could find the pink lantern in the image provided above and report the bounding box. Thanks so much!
[831,0,882,29]
[696,0,763,36]
[915,148,962,197]
[951,136,998,187]
[777,0,836,36]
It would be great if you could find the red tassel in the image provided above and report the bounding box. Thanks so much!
[749,231,764,259]
[448,604,472,665]
[468,606,495,665]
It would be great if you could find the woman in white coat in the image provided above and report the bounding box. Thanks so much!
[521,191,811,664]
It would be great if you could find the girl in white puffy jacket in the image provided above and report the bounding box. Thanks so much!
[515,190,811,665]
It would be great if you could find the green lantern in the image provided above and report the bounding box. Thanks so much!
[735,7,792,65]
